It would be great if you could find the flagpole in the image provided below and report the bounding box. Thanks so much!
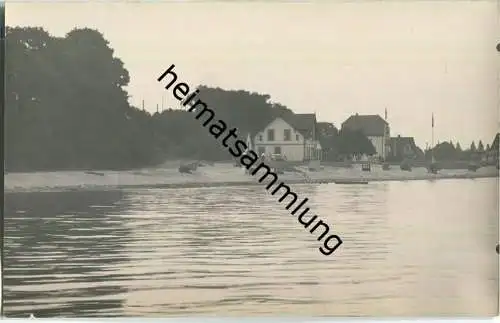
[431,113,434,149]
[384,108,388,160]
[431,113,435,162]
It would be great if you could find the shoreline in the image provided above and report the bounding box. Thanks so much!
[81,173,499,190]
[5,165,498,193]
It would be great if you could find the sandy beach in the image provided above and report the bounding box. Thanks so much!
[5,162,499,193]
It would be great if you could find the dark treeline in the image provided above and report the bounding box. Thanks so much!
[6,27,161,171]
[425,139,498,162]
[317,123,376,160]
[6,27,378,172]
[5,27,497,172]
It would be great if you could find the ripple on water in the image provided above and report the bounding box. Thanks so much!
[3,180,498,316]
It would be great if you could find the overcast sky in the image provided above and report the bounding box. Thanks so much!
[7,1,499,148]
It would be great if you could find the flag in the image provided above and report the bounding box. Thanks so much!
[432,113,434,128]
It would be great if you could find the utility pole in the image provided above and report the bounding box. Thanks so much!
[383,107,388,159]
[431,113,435,162]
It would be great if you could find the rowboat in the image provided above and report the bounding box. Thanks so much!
[334,180,369,185]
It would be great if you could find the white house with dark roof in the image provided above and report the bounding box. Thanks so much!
[252,113,322,162]
[341,113,390,158]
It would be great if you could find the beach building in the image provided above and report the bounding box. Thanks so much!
[252,113,322,162]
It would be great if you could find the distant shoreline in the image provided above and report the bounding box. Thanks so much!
[5,159,495,174]
[5,167,498,193]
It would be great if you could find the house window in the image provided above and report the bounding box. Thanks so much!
[296,134,299,141]
[284,129,291,141]
[257,147,265,155]
[267,129,275,141]
[274,146,282,154]
[259,135,263,141]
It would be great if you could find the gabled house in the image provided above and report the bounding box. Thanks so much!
[252,113,322,162]
[341,114,390,158]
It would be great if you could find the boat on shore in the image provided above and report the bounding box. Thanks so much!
[84,171,105,176]
[400,159,412,172]
[467,162,480,172]
[334,180,369,185]
[427,156,439,174]
[179,161,198,174]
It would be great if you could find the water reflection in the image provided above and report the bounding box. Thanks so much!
[4,190,132,317]
[3,180,498,317]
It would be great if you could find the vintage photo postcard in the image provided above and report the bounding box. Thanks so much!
[3,0,498,318]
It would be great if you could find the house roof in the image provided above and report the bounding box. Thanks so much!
[283,113,316,138]
[341,114,388,137]
[255,113,317,139]
[389,136,416,148]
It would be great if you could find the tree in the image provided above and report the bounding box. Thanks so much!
[337,128,376,157]
[477,140,484,152]
[470,141,476,152]
[433,142,457,161]
[454,142,463,160]
[5,26,391,170]
[5,27,160,171]
[317,122,339,160]
[492,134,499,151]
